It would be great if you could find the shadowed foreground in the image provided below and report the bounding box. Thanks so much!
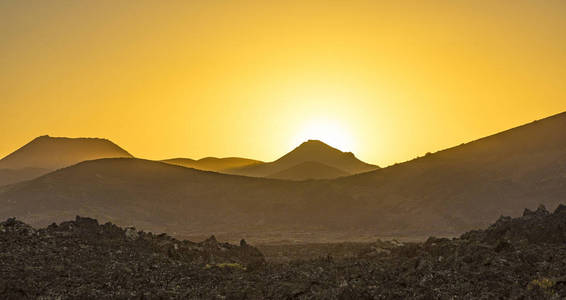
[2,204,566,299]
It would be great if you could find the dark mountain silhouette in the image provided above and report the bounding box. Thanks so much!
[0,135,133,170]
[226,140,379,179]
[332,111,566,235]
[0,135,133,186]
[1,111,566,242]
[162,157,263,172]
[0,158,307,238]
[267,161,350,180]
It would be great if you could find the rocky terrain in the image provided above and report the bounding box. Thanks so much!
[0,216,264,299]
[2,204,566,299]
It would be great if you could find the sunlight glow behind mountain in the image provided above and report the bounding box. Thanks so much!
[1,1,566,166]
[292,119,356,153]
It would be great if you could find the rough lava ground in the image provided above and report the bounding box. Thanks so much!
[2,204,566,299]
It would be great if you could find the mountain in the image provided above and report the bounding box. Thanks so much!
[267,161,350,180]
[333,111,566,234]
[0,135,133,170]
[0,135,133,186]
[0,158,311,240]
[227,140,379,179]
[162,157,263,172]
[1,111,566,242]
[0,168,52,187]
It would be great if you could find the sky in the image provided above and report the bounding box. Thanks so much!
[1,0,565,166]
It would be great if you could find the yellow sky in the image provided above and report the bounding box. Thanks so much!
[1,0,565,166]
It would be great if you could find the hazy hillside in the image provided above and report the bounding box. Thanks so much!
[0,158,317,239]
[0,135,133,170]
[267,161,350,180]
[1,112,566,242]
[0,135,133,186]
[334,111,566,234]
[0,168,51,187]
[162,157,263,172]
[227,140,379,179]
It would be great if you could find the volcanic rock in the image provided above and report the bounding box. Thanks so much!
[2,205,566,298]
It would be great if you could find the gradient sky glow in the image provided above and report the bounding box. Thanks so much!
[1,0,565,166]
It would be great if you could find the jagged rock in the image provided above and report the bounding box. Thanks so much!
[0,217,35,236]
[203,235,218,248]
[74,215,99,227]
[124,227,139,241]
[554,204,566,214]
[523,208,535,217]
[524,204,550,218]
[535,204,549,216]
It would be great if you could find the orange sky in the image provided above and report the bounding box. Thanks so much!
[1,0,565,166]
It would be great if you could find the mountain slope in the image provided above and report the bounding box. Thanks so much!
[0,135,133,170]
[227,140,379,179]
[0,135,133,186]
[334,111,566,234]
[0,158,319,239]
[267,161,350,180]
[1,111,566,242]
[162,157,263,172]
[0,168,52,187]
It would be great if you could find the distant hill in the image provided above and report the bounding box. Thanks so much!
[227,140,379,179]
[0,158,306,238]
[267,161,350,180]
[162,157,263,172]
[0,168,51,187]
[1,111,566,243]
[0,135,133,186]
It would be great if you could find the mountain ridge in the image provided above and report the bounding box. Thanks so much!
[161,157,263,172]
[227,139,379,179]
[0,135,133,186]
[1,111,566,242]
[0,135,133,170]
